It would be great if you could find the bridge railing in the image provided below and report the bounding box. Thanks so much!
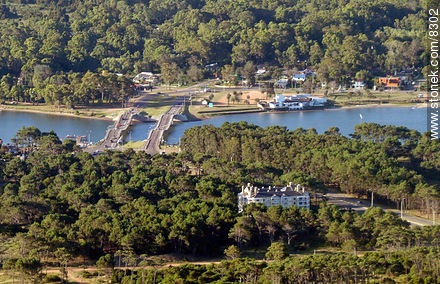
[143,104,184,152]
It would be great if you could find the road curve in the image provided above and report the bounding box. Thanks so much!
[325,192,434,226]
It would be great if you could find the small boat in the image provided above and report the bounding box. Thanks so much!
[359,114,363,120]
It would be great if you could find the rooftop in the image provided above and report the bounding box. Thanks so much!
[240,182,308,198]
[255,187,306,197]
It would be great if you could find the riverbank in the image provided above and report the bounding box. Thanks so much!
[1,101,426,125]
[162,106,427,145]
[332,102,427,110]
[0,110,113,144]
[0,104,123,121]
[188,102,426,120]
[187,87,426,119]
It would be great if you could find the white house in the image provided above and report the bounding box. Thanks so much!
[310,97,327,106]
[201,99,209,106]
[292,69,316,83]
[256,67,266,76]
[352,80,366,90]
[133,72,159,84]
[267,94,327,110]
[238,183,310,212]
[275,78,289,89]
[292,73,306,82]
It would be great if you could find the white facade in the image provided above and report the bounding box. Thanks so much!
[238,183,310,212]
[268,94,327,110]
[275,78,289,88]
[256,68,266,76]
[352,81,366,90]
[310,97,327,106]
[133,72,159,84]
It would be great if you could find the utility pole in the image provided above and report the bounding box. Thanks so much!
[371,191,374,207]
[400,198,404,219]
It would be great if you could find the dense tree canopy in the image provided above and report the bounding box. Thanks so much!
[0,0,426,104]
[181,122,440,213]
[110,247,440,283]
[0,124,439,284]
[0,124,439,265]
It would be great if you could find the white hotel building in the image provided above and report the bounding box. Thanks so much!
[238,183,310,212]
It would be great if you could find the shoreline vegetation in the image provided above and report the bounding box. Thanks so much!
[1,84,427,121]
[1,100,426,121]
[0,103,121,121]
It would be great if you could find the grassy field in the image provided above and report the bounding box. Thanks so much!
[329,91,424,106]
[160,144,180,154]
[189,104,262,118]
[0,103,122,120]
[188,90,265,118]
[122,138,179,153]
[136,93,175,117]
[122,140,146,149]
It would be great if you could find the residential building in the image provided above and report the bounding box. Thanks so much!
[292,69,316,83]
[201,99,209,106]
[292,73,306,82]
[267,94,327,110]
[352,80,366,90]
[256,67,266,76]
[378,77,401,89]
[238,183,310,212]
[274,78,289,88]
[205,63,218,70]
[133,72,159,84]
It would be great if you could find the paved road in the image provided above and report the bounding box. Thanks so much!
[133,80,217,108]
[325,192,434,226]
[84,109,135,154]
[144,104,182,155]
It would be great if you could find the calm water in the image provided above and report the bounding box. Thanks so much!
[0,107,427,144]
[0,110,112,143]
[163,106,427,144]
[123,122,156,143]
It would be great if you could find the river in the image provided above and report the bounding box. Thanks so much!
[0,110,112,143]
[162,106,427,144]
[0,106,427,144]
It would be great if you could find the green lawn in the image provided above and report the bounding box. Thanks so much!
[188,90,262,118]
[189,104,261,118]
[122,140,146,149]
[139,94,175,117]
[1,103,122,119]
[330,91,423,106]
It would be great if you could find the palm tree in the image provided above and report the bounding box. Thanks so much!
[233,92,240,104]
